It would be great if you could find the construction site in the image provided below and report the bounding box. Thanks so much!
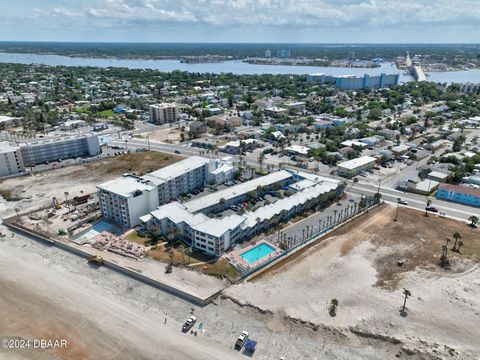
[1,148,479,359]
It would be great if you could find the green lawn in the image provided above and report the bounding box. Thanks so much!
[96,109,115,118]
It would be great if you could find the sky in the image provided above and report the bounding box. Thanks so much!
[1,0,480,43]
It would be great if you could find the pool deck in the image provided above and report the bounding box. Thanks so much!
[226,240,281,272]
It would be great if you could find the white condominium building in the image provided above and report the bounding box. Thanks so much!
[98,175,159,227]
[0,143,25,177]
[0,134,100,178]
[98,156,221,227]
[140,169,343,256]
[149,103,179,124]
[337,156,377,178]
[143,156,211,204]
[19,133,101,166]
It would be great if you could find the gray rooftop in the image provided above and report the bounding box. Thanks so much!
[185,170,294,213]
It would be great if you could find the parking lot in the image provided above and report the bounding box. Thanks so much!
[263,192,364,248]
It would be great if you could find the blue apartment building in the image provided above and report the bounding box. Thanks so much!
[436,183,480,208]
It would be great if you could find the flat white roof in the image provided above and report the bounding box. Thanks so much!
[210,163,234,175]
[337,156,377,170]
[243,182,338,228]
[265,106,288,112]
[223,138,256,148]
[289,179,317,190]
[149,202,245,238]
[0,142,20,153]
[428,171,449,179]
[146,156,209,183]
[341,140,367,148]
[0,115,17,123]
[150,103,177,108]
[286,145,310,155]
[97,175,156,197]
[185,170,293,213]
[18,133,98,147]
[392,144,410,152]
[415,179,440,192]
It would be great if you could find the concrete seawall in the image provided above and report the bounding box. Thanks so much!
[3,220,220,306]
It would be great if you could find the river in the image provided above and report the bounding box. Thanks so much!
[0,52,479,84]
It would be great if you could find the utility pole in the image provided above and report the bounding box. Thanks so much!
[394,198,400,221]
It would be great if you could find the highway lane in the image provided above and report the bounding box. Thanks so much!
[350,183,477,221]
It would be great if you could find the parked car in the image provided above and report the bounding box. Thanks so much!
[234,331,249,350]
[244,339,257,354]
[182,316,196,332]
[398,199,408,205]
[425,206,438,213]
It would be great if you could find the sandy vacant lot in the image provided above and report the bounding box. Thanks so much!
[0,151,180,218]
[225,205,480,359]
[2,224,431,360]
[0,230,243,360]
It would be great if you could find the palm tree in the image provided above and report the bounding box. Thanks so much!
[149,225,161,239]
[329,298,339,316]
[468,215,478,228]
[257,153,265,171]
[424,198,432,216]
[64,191,70,211]
[394,198,401,221]
[402,289,411,312]
[166,226,175,246]
[452,232,462,252]
[457,240,464,253]
[346,177,359,193]
[441,237,451,267]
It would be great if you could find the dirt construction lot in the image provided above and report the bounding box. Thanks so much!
[0,151,181,218]
[225,204,480,359]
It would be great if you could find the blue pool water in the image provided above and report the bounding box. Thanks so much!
[72,220,114,242]
[240,243,276,264]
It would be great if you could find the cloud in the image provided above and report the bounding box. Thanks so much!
[3,0,479,42]
[28,0,480,29]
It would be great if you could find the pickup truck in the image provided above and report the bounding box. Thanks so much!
[234,331,249,350]
[182,316,196,332]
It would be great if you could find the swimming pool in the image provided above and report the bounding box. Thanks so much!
[240,243,276,264]
[71,220,114,242]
